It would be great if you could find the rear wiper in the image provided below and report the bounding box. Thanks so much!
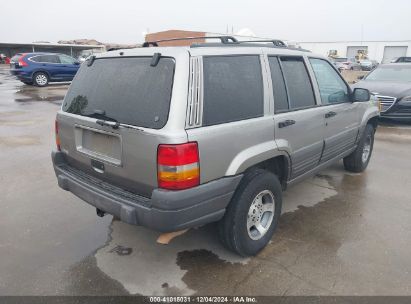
[85,110,145,131]
[85,109,120,129]
[96,119,120,129]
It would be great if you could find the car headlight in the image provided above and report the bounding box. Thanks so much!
[398,96,411,106]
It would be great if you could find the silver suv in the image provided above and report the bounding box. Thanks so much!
[52,37,378,256]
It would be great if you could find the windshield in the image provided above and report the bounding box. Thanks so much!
[62,57,175,129]
[365,65,411,82]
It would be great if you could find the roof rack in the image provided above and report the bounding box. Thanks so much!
[237,39,287,47]
[142,36,238,47]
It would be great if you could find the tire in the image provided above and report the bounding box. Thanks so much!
[218,169,282,256]
[33,72,49,87]
[343,124,375,173]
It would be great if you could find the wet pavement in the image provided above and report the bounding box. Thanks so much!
[0,65,410,296]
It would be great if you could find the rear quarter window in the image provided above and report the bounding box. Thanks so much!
[62,57,175,129]
[202,55,264,126]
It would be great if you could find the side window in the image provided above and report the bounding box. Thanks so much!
[268,57,289,113]
[42,55,60,64]
[202,55,264,126]
[30,56,41,62]
[59,54,76,64]
[280,57,316,110]
[309,58,350,104]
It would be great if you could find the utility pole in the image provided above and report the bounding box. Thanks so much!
[360,24,364,45]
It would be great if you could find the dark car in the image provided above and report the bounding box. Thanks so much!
[10,52,80,86]
[353,63,411,121]
[391,57,411,63]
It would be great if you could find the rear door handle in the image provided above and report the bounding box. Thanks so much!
[278,119,296,128]
[325,111,337,118]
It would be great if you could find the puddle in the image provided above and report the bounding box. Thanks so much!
[283,175,338,213]
[13,85,68,104]
[91,174,340,296]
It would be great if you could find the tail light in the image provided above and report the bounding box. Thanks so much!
[157,142,200,190]
[18,54,28,67]
[55,120,61,151]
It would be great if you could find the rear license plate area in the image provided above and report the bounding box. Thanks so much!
[74,125,122,166]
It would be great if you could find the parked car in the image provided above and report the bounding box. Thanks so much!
[354,63,411,121]
[332,57,362,71]
[391,57,411,63]
[52,38,378,256]
[0,53,8,64]
[359,59,378,71]
[9,52,80,86]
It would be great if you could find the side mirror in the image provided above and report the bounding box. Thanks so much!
[74,61,80,65]
[357,75,364,80]
[352,88,370,102]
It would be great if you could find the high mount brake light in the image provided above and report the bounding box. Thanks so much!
[157,142,200,190]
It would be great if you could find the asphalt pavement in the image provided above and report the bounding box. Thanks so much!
[1,65,411,296]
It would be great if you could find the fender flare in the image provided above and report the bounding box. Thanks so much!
[225,141,291,179]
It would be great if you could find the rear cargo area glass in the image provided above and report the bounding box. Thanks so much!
[62,57,175,129]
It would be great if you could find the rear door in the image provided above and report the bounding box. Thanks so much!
[37,55,61,80]
[57,54,183,198]
[58,54,80,80]
[10,54,21,69]
[308,57,360,162]
[269,56,324,179]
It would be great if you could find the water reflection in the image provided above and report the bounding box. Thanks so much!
[13,84,69,105]
[64,95,88,114]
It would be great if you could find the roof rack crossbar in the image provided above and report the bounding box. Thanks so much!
[237,39,287,47]
[142,36,238,47]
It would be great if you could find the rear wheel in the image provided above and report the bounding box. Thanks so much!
[218,169,282,256]
[343,124,375,172]
[33,72,49,87]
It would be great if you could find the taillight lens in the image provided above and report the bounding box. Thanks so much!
[18,54,28,67]
[55,120,61,151]
[157,142,200,190]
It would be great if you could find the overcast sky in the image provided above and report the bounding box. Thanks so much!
[2,0,410,44]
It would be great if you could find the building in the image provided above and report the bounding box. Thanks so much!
[145,30,207,46]
[145,30,411,64]
[298,40,411,63]
[0,42,105,59]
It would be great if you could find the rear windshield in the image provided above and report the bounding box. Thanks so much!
[10,54,22,62]
[62,57,175,129]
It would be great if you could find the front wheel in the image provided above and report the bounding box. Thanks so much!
[344,124,375,172]
[33,72,49,87]
[218,169,282,256]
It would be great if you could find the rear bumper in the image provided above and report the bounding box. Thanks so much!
[10,69,32,81]
[52,151,242,232]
